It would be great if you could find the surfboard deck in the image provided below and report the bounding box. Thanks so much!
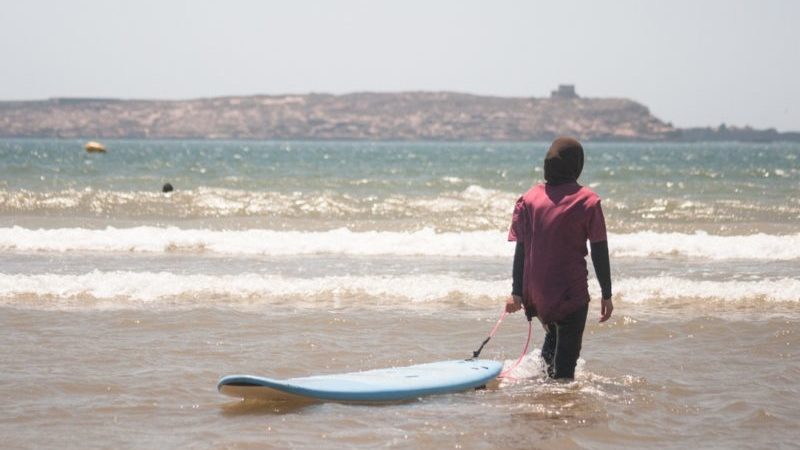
[218,359,503,402]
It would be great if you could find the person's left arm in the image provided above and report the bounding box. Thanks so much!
[588,199,613,322]
[590,240,613,322]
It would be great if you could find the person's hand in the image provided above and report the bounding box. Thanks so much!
[505,295,522,313]
[599,297,614,322]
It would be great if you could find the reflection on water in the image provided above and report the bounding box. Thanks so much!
[221,397,320,416]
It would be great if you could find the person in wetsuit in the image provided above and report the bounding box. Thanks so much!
[505,137,613,379]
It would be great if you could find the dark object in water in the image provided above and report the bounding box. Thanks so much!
[162,183,174,193]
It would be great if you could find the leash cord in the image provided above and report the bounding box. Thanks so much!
[471,309,508,359]
[497,318,532,379]
[471,306,533,379]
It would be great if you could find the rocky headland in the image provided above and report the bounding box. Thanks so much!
[0,90,795,141]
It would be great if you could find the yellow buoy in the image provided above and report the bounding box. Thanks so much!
[85,141,106,153]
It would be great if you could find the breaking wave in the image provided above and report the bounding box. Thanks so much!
[0,272,797,306]
[1,226,799,260]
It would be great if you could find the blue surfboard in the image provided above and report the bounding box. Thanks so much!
[217,359,502,402]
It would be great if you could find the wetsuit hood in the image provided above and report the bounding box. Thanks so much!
[544,137,584,185]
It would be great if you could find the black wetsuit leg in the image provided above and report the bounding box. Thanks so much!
[540,303,589,379]
[513,240,608,378]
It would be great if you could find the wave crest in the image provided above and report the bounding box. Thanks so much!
[1,227,799,260]
[0,272,797,308]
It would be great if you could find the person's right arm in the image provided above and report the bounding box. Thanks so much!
[506,196,528,314]
[506,242,524,313]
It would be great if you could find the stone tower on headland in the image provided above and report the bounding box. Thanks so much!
[551,84,578,99]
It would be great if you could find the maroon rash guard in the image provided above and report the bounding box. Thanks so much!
[508,181,608,324]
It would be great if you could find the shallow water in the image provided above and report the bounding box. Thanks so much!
[2,306,797,449]
[1,139,798,449]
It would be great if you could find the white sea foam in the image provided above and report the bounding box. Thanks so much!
[0,271,505,304]
[613,276,800,303]
[0,186,517,220]
[0,226,505,256]
[611,231,800,260]
[0,272,797,305]
[1,226,799,260]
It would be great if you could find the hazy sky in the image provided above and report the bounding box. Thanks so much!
[1,0,798,130]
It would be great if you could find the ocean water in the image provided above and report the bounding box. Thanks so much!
[1,139,798,449]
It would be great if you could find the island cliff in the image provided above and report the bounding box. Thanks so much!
[0,91,679,141]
